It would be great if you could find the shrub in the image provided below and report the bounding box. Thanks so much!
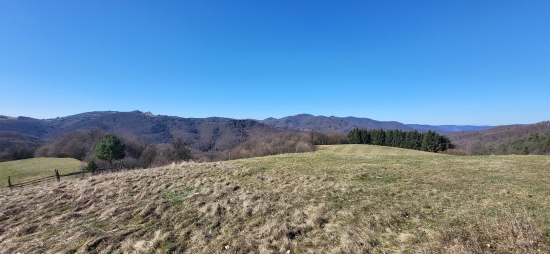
[83,160,98,171]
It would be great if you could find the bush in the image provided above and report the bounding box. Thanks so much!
[83,160,98,171]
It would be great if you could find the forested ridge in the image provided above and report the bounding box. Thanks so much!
[447,121,550,155]
[348,128,454,153]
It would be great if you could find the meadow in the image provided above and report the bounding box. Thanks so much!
[0,144,548,253]
[0,157,83,186]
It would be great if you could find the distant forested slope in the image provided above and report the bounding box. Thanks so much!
[487,131,550,155]
[261,114,413,132]
[447,121,550,155]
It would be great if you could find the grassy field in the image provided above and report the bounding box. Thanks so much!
[0,144,549,253]
[0,157,83,186]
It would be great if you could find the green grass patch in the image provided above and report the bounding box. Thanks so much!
[161,188,199,207]
[356,173,401,183]
[0,157,83,185]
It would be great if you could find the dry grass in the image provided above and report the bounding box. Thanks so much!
[0,145,549,253]
[0,157,83,185]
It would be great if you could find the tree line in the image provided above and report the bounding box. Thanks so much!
[1,126,351,168]
[189,130,349,161]
[347,128,454,153]
[31,128,194,169]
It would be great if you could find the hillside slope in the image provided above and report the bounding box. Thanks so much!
[1,145,548,253]
[448,121,550,153]
[0,131,44,161]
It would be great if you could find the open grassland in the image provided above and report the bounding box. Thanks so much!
[0,145,549,253]
[0,157,83,185]
[319,144,442,156]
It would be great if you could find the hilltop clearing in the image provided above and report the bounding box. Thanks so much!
[1,145,549,253]
[317,144,441,156]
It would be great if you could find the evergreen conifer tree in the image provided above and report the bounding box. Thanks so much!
[348,128,360,144]
[94,134,125,170]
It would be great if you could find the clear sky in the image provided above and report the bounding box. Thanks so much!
[1,1,549,125]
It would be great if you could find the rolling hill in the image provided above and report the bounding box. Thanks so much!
[1,145,548,253]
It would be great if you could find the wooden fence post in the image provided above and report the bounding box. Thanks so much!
[55,169,60,182]
[8,176,12,189]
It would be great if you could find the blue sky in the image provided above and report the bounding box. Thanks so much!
[1,1,549,125]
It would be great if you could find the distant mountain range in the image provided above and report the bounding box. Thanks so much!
[0,111,286,153]
[0,112,498,142]
[260,114,413,133]
[2,111,548,159]
[406,124,495,134]
[260,114,494,134]
[0,110,515,150]
[2,110,548,158]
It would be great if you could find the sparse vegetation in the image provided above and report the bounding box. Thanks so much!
[1,145,548,253]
